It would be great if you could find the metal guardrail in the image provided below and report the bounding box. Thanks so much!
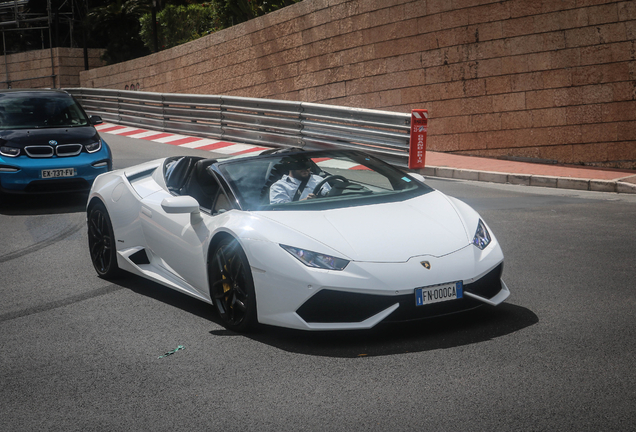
[66,88,412,167]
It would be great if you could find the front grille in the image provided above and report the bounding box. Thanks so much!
[24,144,84,158]
[56,144,82,157]
[296,263,504,324]
[25,145,54,158]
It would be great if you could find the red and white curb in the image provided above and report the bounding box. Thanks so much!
[96,122,369,171]
[95,123,269,156]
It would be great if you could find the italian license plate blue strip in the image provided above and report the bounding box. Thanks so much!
[415,281,463,306]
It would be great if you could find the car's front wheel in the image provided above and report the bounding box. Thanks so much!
[208,237,257,332]
[87,201,120,279]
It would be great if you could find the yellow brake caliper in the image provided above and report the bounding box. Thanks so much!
[222,260,232,307]
[222,274,231,293]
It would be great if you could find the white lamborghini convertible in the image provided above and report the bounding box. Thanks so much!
[87,148,509,331]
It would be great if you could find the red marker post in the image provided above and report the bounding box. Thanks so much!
[408,109,428,169]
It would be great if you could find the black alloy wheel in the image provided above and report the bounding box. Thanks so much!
[209,238,257,332]
[87,202,120,279]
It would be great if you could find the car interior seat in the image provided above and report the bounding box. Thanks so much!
[213,192,231,214]
[165,156,203,194]
[182,158,218,209]
[31,103,48,126]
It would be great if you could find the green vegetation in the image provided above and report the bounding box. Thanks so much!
[88,0,152,64]
[122,0,301,64]
[211,0,301,28]
[139,3,222,51]
[4,0,301,64]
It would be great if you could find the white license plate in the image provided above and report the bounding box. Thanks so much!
[41,168,76,178]
[415,281,463,306]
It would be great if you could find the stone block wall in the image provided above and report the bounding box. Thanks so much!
[78,0,636,169]
[1,48,105,89]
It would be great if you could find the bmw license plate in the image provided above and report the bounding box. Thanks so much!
[41,168,76,178]
[415,281,463,306]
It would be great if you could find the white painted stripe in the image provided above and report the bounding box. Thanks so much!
[102,126,139,135]
[316,159,359,170]
[412,112,422,119]
[153,134,191,143]
[95,123,116,130]
[209,144,257,154]
[179,138,222,148]
[125,131,162,139]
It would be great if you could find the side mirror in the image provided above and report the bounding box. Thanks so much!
[161,196,203,224]
[90,115,103,125]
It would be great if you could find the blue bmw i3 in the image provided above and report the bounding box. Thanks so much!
[0,89,112,197]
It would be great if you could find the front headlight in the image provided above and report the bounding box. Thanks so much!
[280,244,349,271]
[0,146,20,157]
[472,219,491,250]
[85,140,102,153]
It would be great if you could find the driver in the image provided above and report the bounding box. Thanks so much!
[270,157,331,204]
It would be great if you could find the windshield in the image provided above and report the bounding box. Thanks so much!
[0,93,90,129]
[217,150,433,211]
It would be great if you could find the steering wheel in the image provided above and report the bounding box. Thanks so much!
[312,175,349,195]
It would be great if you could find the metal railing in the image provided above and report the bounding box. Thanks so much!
[66,88,412,167]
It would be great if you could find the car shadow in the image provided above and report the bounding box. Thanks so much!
[0,192,88,215]
[114,275,214,320]
[116,274,537,358]
[234,303,538,358]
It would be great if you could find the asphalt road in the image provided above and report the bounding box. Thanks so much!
[2,134,636,431]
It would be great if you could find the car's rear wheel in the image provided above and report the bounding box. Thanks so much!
[87,201,120,279]
[208,237,257,332]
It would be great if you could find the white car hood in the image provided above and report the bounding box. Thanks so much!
[257,191,471,262]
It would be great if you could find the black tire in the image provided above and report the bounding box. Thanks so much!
[0,189,14,206]
[87,201,121,279]
[208,237,257,332]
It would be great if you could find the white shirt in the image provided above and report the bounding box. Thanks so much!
[270,174,331,204]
